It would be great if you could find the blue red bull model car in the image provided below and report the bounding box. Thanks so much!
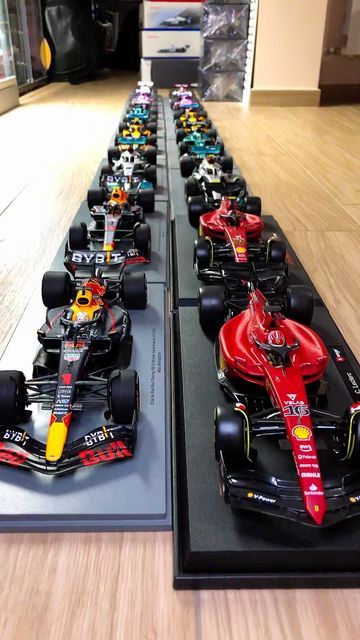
[0,259,147,474]
[214,286,360,526]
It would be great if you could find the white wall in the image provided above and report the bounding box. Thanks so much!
[253,0,328,89]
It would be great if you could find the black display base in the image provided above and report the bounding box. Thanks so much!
[150,59,199,88]
[173,301,360,588]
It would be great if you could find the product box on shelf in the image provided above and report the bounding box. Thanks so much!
[142,29,201,57]
[142,1,202,29]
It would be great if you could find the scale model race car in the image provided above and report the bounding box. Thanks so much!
[119,115,157,134]
[187,173,261,226]
[175,112,212,130]
[68,186,152,261]
[162,15,193,26]
[115,124,157,148]
[195,200,287,313]
[214,285,360,526]
[158,44,190,53]
[131,93,157,110]
[103,148,157,191]
[176,122,216,142]
[111,139,157,166]
[184,155,233,197]
[169,84,191,98]
[171,96,201,113]
[0,263,147,474]
[125,106,157,123]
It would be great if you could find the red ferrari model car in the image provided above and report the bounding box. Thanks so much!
[196,199,288,329]
[214,286,360,526]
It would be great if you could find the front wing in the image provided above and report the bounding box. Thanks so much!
[0,424,136,475]
[222,464,360,526]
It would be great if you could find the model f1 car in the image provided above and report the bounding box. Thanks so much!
[0,263,147,474]
[162,15,193,27]
[125,106,157,124]
[187,173,261,226]
[104,148,157,190]
[195,200,287,317]
[115,124,157,148]
[176,122,216,143]
[68,186,151,261]
[178,130,224,157]
[214,285,360,526]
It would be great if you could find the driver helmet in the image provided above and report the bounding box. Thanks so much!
[110,187,128,205]
[268,330,286,347]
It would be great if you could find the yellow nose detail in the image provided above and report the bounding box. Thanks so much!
[46,422,68,462]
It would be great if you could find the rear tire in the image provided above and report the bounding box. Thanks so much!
[87,187,107,209]
[284,285,314,325]
[144,165,157,187]
[108,146,120,164]
[147,133,157,146]
[198,285,226,332]
[188,195,205,228]
[180,155,195,178]
[214,406,250,465]
[147,122,157,134]
[108,369,139,425]
[143,146,157,166]
[267,239,286,263]
[69,222,89,251]
[221,155,233,173]
[185,177,200,197]
[245,196,262,216]
[134,223,151,259]
[42,271,72,309]
[122,273,147,310]
[179,141,188,156]
[176,128,186,143]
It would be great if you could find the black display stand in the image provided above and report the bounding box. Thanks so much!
[162,99,360,588]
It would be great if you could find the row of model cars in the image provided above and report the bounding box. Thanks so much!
[170,84,360,526]
[0,82,160,475]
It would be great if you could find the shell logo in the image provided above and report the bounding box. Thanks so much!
[292,425,312,441]
[236,246,246,254]
[350,497,357,504]
[247,492,254,498]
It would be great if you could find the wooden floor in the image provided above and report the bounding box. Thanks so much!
[0,73,359,640]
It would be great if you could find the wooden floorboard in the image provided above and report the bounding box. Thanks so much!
[0,77,359,639]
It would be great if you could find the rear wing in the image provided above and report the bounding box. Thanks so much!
[116,135,148,146]
[64,248,149,272]
[191,144,222,157]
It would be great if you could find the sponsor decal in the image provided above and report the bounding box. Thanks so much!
[62,373,72,385]
[301,472,321,478]
[235,246,246,254]
[79,440,132,466]
[298,454,317,460]
[84,428,113,447]
[349,495,360,504]
[329,346,360,400]
[283,396,310,417]
[292,425,312,441]
[246,491,276,505]
[300,444,313,451]
[64,352,81,362]
[0,443,29,466]
[309,483,318,491]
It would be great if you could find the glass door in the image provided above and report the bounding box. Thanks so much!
[0,0,15,80]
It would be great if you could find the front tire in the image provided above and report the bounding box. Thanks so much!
[0,370,27,424]
[134,223,151,259]
[214,406,250,466]
[87,187,107,209]
[188,195,205,228]
[138,188,155,214]
[194,238,211,270]
[108,369,139,425]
